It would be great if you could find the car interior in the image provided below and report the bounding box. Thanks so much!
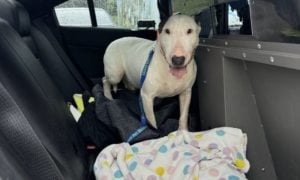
[0,0,300,179]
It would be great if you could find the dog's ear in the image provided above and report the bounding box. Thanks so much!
[192,15,201,34]
[158,18,168,34]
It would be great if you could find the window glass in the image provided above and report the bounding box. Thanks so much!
[55,0,92,27]
[213,0,252,35]
[251,0,300,43]
[93,0,160,29]
[193,0,252,38]
[172,0,213,15]
[228,5,243,32]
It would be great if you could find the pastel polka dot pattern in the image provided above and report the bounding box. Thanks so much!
[194,133,203,139]
[94,128,249,180]
[216,129,226,136]
[144,159,152,165]
[102,160,109,167]
[172,151,179,161]
[190,140,198,147]
[192,155,202,162]
[114,170,123,178]
[99,175,108,180]
[125,153,133,160]
[236,152,244,160]
[131,146,139,153]
[167,166,176,174]
[159,145,168,153]
[235,159,246,169]
[129,161,138,171]
[209,143,218,149]
[223,147,232,155]
[147,175,157,180]
[235,152,246,169]
[209,168,220,177]
[155,167,165,177]
[183,165,190,175]
[228,175,240,180]
[168,133,176,139]
[184,152,193,156]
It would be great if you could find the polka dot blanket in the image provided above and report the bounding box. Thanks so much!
[94,127,250,180]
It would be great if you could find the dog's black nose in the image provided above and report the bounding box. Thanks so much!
[171,56,185,66]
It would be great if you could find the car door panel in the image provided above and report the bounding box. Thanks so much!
[60,27,156,82]
[196,0,300,179]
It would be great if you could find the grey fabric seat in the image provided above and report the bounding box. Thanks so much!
[0,0,94,179]
[0,0,91,102]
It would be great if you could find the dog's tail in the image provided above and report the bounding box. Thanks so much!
[113,85,118,93]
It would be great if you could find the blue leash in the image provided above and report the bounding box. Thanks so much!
[127,50,154,143]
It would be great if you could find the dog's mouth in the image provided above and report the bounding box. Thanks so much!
[169,65,187,79]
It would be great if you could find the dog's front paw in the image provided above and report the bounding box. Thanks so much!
[178,124,188,131]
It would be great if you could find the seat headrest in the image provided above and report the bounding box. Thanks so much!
[0,0,30,36]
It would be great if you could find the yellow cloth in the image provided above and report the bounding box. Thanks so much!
[73,94,95,113]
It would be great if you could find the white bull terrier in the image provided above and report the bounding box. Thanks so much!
[102,15,200,130]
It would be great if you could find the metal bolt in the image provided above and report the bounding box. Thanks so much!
[207,48,210,52]
[242,53,247,58]
[203,80,207,84]
[225,41,228,46]
[257,43,262,49]
[270,56,275,63]
[222,50,226,55]
[261,168,265,172]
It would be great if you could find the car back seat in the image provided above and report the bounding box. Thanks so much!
[0,0,93,179]
[0,0,91,102]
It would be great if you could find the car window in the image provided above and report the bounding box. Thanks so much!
[251,0,300,43]
[55,0,160,29]
[55,0,92,27]
[213,0,252,35]
[172,0,214,15]
[93,0,159,29]
[191,0,252,38]
[228,5,243,32]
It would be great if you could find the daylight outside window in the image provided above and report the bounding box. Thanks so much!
[55,0,92,26]
[228,5,243,31]
[93,0,160,29]
[55,0,160,29]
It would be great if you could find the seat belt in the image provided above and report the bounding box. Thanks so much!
[126,49,154,143]
[0,82,64,179]
[33,18,91,92]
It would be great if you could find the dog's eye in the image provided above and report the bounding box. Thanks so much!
[187,29,193,34]
[165,29,170,34]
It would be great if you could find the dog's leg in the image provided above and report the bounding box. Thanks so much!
[178,88,192,130]
[141,91,157,129]
[102,77,113,100]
